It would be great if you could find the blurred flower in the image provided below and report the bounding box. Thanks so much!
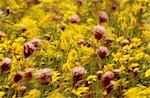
[14,71,24,83]
[23,42,35,57]
[121,39,130,46]
[21,25,27,32]
[96,71,103,80]
[70,14,80,24]
[35,68,53,86]
[105,80,115,94]
[113,69,120,77]
[24,68,35,81]
[72,66,87,82]
[30,38,41,47]
[0,31,4,40]
[0,58,11,73]
[99,11,108,23]
[17,86,27,96]
[93,25,106,40]
[76,0,84,5]
[45,34,51,41]
[102,71,115,87]
[133,68,140,76]
[97,46,109,59]
[105,37,114,46]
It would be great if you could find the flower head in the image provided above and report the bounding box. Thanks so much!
[99,11,108,22]
[23,42,35,57]
[72,66,87,82]
[97,46,109,59]
[93,25,106,40]
[35,68,53,86]
[70,14,80,24]
[0,58,11,72]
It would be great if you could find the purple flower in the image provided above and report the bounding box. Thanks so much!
[0,58,11,72]
[99,11,108,23]
[97,46,109,59]
[14,71,24,83]
[72,66,87,82]
[36,68,53,86]
[121,39,130,46]
[102,71,115,87]
[23,42,35,57]
[93,25,106,40]
[30,38,41,47]
[70,14,80,24]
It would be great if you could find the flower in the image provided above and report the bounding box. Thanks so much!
[70,14,80,24]
[23,42,35,57]
[98,11,108,22]
[24,68,35,81]
[121,39,130,46]
[21,25,27,32]
[102,71,115,87]
[93,25,106,40]
[97,46,109,59]
[35,68,53,86]
[30,38,41,47]
[0,58,11,72]
[96,71,103,80]
[72,66,87,82]
[105,37,114,46]
[76,0,84,5]
[105,81,115,94]
[18,86,27,96]
[0,31,4,40]
[14,71,24,83]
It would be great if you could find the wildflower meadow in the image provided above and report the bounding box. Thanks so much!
[0,0,150,98]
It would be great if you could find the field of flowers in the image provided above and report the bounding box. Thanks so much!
[0,0,150,98]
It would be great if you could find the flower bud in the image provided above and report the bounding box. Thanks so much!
[0,58,11,72]
[24,68,35,81]
[133,68,140,76]
[105,81,114,94]
[14,71,24,83]
[74,83,80,89]
[93,25,106,40]
[23,42,35,57]
[36,68,53,86]
[99,11,108,23]
[70,14,80,24]
[111,4,117,11]
[72,66,87,82]
[0,31,4,40]
[77,39,89,46]
[96,71,103,80]
[18,86,27,96]
[30,38,41,47]
[105,37,114,46]
[45,34,51,41]
[140,19,146,26]
[76,0,84,5]
[60,23,67,31]
[97,46,109,59]
[121,39,130,46]
[21,25,27,32]
[113,69,120,77]
[102,71,115,87]
[6,7,10,15]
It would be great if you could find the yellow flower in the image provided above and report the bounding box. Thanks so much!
[0,91,5,98]
[24,89,41,98]
[72,87,89,96]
